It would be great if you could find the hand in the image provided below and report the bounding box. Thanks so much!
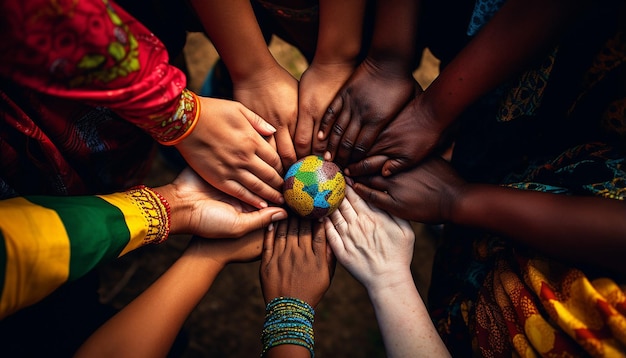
[294,61,355,158]
[352,156,466,223]
[324,186,415,292]
[316,57,416,168]
[345,93,447,177]
[260,217,335,308]
[184,228,266,267]
[155,167,287,238]
[233,64,299,169]
[175,96,284,209]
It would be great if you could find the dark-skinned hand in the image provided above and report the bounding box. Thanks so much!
[316,57,416,169]
[352,156,467,223]
[260,216,335,308]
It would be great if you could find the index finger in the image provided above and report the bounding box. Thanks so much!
[297,219,312,249]
[275,129,297,169]
[318,95,344,141]
[351,180,397,214]
[262,221,277,264]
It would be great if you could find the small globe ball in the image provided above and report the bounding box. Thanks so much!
[283,155,346,219]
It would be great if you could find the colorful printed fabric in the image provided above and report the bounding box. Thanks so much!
[0,0,198,197]
[466,0,506,36]
[428,2,626,357]
[0,186,169,319]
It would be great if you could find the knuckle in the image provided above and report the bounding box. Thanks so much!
[332,124,344,136]
[340,139,354,151]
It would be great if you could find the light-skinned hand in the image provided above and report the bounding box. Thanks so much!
[324,186,415,292]
[175,96,285,209]
[155,167,288,239]
[294,61,356,158]
[233,64,299,169]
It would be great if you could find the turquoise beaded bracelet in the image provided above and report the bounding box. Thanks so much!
[261,297,315,357]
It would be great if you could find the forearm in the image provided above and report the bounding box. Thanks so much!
[453,184,626,274]
[367,0,420,74]
[190,0,278,82]
[266,345,311,358]
[75,245,223,358]
[423,0,590,126]
[313,0,366,65]
[0,0,192,142]
[368,277,450,357]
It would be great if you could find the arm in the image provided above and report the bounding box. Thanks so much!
[346,0,593,177]
[0,167,287,319]
[324,187,450,357]
[189,0,299,168]
[294,0,367,158]
[452,183,626,275]
[0,0,187,142]
[317,0,420,168]
[422,0,590,128]
[260,217,335,357]
[352,157,626,275]
[74,231,265,358]
[0,0,285,208]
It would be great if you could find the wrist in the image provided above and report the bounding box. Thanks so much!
[227,55,283,85]
[448,183,484,226]
[157,89,201,146]
[151,183,193,236]
[364,269,414,297]
[366,49,416,77]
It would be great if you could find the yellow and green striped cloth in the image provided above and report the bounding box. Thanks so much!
[0,187,169,319]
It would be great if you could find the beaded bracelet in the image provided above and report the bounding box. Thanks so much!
[158,89,201,146]
[261,297,315,357]
[126,185,171,245]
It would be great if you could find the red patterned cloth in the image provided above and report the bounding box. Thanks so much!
[0,0,196,197]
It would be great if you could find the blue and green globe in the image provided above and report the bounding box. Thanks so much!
[283,155,346,219]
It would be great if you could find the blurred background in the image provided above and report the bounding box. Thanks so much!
[98,33,441,358]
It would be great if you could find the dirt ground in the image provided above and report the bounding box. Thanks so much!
[98,33,441,358]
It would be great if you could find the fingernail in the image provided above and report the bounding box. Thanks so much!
[271,212,287,221]
[317,131,324,140]
[324,151,332,161]
[265,123,277,133]
[260,201,268,208]
[344,168,351,176]
[267,223,274,232]
[345,176,354,186]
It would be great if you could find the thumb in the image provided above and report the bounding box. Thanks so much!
[381,157,411,177]
[345,155,388,177]
[240,207,288,233]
